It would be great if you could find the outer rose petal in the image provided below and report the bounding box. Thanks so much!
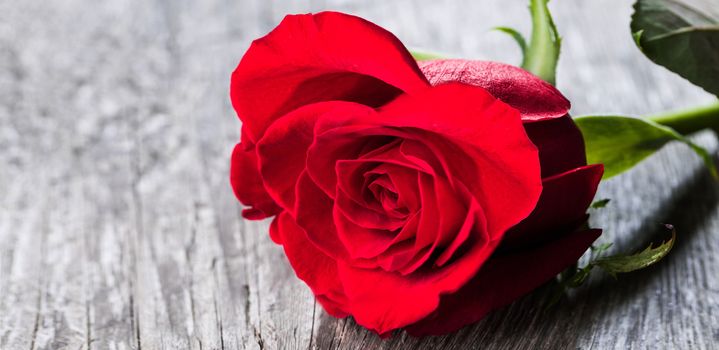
[525,115,588,178]
[232,11,429,141]
[229,143,282,219]
[419,59,570,122]
[405,228,602,337]
[274,212,349,317]
[502,164,604,249]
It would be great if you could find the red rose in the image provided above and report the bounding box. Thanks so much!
[229,11,603,336]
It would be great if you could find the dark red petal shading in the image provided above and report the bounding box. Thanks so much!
[374,213,421,271]
[419,59,570,122]
[434,185,486,268]
[333,163,412,233]
[229,142,282,220]
[294,171,352,262]
[502,164,604,250]
[334,157,419,220]
[333,201,401,259]
[399,174,472,275]
[333,183,404,232]
[257,101,373,212]
[306,126,383,198]
[405,228,601,337]
[525,115,588,178]
[274,212,349,317]
[232,11,429,141]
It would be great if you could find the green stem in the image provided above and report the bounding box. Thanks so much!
[523,0,561,86]
[647,101,719,134]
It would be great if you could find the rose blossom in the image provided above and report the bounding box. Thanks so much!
[229,11,603,336]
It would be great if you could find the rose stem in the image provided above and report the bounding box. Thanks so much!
[647,101,719,134]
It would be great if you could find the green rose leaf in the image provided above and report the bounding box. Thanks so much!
[575,115,717,179]
[590,242,614,256]
[547,225,676,308]
[631,0,719,96]
[493,26,528,60]
[594,224,676,276]
[590,198,611,209]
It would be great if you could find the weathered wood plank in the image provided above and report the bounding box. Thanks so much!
[0,0,717,349]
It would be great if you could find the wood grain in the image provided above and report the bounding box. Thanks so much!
[0,0,717,349]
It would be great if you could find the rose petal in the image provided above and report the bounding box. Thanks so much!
[335,155,418,211]
[274,212,349,317]
[334,180,405,231]
[232,11,429,141]
[398,139,443,177]
[333,201,400,259]
[502,164,604,250]
[334,161,411,230]
[405,228,601,336]
[333,164,421,260]
[337,210,495,335]
[293,171,352,262]
[229,142,282,220]
[307,126,383,198]
[285,83,544,335]
[376,84,543,239]
[524,115,588,177]
[397,181,484,275]
[413,174,460,249]
[434,189,487,268]
[268,215,282,244]
[257,101,375,212]
[419,59,570,122]
[310,83,542,240]
[374,213,421,271]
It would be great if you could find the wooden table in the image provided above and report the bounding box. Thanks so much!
[1,0,717,348]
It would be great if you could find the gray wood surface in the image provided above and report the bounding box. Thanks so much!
[1,0,718,349]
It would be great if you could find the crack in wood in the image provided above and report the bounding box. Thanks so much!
[308,300,317,350]
[29,207,49,350]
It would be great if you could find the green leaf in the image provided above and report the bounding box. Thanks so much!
[410,50,443,61]
[493,26,528,59]
[523,0,562,85]
[546,225,676,309]
[590,242,614,260]
[631,0,719,96]
[648,102,719,135]
[575,115,718,179]
[544,264,590,310]
[590,198,611,209]
[632,30,644,47]
[591,242,613,255]
[594,224,676,276]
